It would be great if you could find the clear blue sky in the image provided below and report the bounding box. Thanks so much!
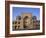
[12,7,40,21]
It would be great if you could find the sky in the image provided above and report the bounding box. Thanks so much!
[12,7,40,21]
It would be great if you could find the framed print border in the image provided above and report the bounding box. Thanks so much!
[5,1,45,37]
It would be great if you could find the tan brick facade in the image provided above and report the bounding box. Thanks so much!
[13,13,34,30]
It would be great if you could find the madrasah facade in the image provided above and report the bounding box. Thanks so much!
[12,13,40,30]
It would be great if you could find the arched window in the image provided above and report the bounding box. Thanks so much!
[18,26,20,29]
[15,25,17,29]
[24,16,28,20]
[18,22,20,24]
